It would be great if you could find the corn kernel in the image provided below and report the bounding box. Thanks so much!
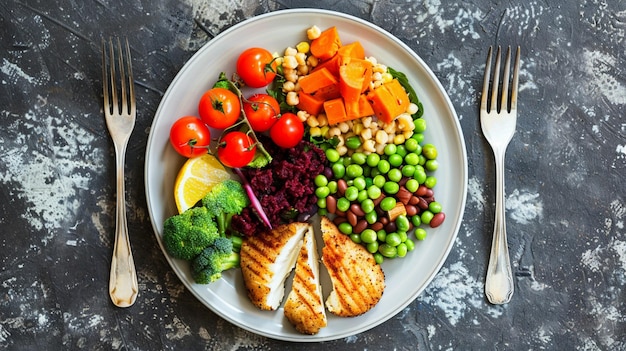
[309,126,322,137]
[296,41,310,54]
[382,72,393,84]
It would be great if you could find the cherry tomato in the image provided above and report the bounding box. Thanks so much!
[217,131,257,168]
[198,87,241,129]
[270,112,304,148]
[169,116,211,158]
[243,94,280,132]
[236,47,277,88]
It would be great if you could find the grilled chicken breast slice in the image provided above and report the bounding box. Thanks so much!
[321,216,385,317]
[240,222,307,310]
[284,223,327,334]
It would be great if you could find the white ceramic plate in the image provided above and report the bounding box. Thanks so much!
[145,9,467,342]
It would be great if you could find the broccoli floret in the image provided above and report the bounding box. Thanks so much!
[162,207,219,260]
[202,179,250,236]
[191,237,240,284]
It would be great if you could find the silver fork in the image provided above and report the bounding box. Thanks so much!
[480,46,520,305]
[102,37,138,307]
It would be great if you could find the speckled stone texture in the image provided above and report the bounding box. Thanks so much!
[1,0,624,350]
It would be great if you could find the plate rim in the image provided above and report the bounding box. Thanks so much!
[144,8,468,342]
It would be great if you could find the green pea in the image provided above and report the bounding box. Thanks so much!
[337,197,351,212]
[373,175,386,188]
[428,201,442,214]
[405,238,415,251]
[351,152,367,165]
[345,186,359,201]
[388,153,403,167]
[411,215,421,227]
[379,244,397,258]
[314,174,328,187]
[413,143,422,156]
[357,189,368,202]
[380,197,397,211]
[361,199,375,213]
[412,132,425,144]
[424,176,437,188]
[425,159,439,171]
[350,234,362,244]
[398,231,408,243]
[385,232,402,247]
[363,165,371,177]
[377,159,391,174]
[364,210,378,224]
[370,167,381,177]
[404,138,419,152]
[365,177,373,188]
[422,143,438,159]
[415,227,427,240]
[346,164,363,178]
[395,215,410,232]
[377,229,387,242]
[405,178,419,193]
[404,152,419,166]
[414,118,427,133]
[360,229,378,244]
[418,154,427,165]
[327,180,338,194]
[338,221,353,235]
[315,186,330,198]
[413,166,427,184]
[384,144,397,155]
[353,176,366,191]
[332,163,345,178]
[402,165,416,177]
[317,197,327,208]
[396,243,408,257]
[366,241,379,254]
[325,148,340,163]
[421,210,434,225]
[383,181,400,195]
[387,168,402,182]
[367,185,382,199]
[343,156,353,166]
[396,145,407,157]
[373,252,384,264]
[366,153,381,167]
[346,136,362,149]
[318,208,328,216]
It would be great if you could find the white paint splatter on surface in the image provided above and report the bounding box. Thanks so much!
[581,49,626,106]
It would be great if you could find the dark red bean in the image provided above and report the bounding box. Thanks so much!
[409,196,419,205]
[333,216,347,225]
[326,195,337,214]
[350,203,365,217]
[346,210,358,226]
[385,222,397,233]
[416,185,428,196]
[430,212,446,228]
[379,216,389,225]
[371,222,384,231]
[424,188,434,198]
[353,220,368,234]
[337,179,348,195]
[405,204,418,216]
[373,194,385,206]
[417,197,429,210]
[335,209,346,217]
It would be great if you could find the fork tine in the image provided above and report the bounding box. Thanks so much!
[124,38,136,116]
[510,46,521,111]
[106,38,118,115]
[500,47,511,113]
[489,46,501,113]
[480,46,492,112]
[102,40,110,115]
[116,37,127,114]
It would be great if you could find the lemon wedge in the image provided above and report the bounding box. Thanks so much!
[174,154,231,214]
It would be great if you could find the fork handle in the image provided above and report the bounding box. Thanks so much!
[485,148,514,304]
[109,150,138,307]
